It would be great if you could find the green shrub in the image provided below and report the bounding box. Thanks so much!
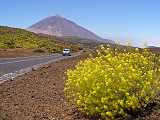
[4,39,16,48]
[65,46,160,119]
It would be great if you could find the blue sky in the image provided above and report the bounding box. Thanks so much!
[0,0,160,47]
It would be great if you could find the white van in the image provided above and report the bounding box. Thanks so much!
[62,48,71,56]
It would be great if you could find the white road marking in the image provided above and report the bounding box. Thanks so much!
[0,55,60,65]
[0,54,57,60]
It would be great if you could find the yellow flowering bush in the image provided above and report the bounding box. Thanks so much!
[65,46,160,119]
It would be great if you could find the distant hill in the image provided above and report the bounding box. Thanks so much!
[147,46,160,48]
[57,36,102,49]
[147,46,160,54]
[0,26,79,52]
[103,39,115,44]
[28,15,112,42]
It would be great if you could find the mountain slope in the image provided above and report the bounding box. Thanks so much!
[28,15,104,41]
[0,26,79,52]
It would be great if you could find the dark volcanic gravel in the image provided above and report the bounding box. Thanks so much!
[0,55,89,120]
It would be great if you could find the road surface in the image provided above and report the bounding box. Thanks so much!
[0,53,79,81]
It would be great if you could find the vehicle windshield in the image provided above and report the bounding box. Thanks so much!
[63,49,70,51]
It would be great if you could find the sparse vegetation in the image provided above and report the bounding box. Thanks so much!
[58,36,102,49]
[65,45,160,119]
[0,26,79,52]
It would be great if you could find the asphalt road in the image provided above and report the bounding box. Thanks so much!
[0,53,78,78]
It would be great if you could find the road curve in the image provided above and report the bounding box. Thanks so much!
[0,53,80,81]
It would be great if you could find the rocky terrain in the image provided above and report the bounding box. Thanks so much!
[0,55,89,120]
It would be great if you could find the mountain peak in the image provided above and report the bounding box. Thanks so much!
[55,14,64,18]
[28,15,104,41]
[47,15,64,19]
[45,15,65,20]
